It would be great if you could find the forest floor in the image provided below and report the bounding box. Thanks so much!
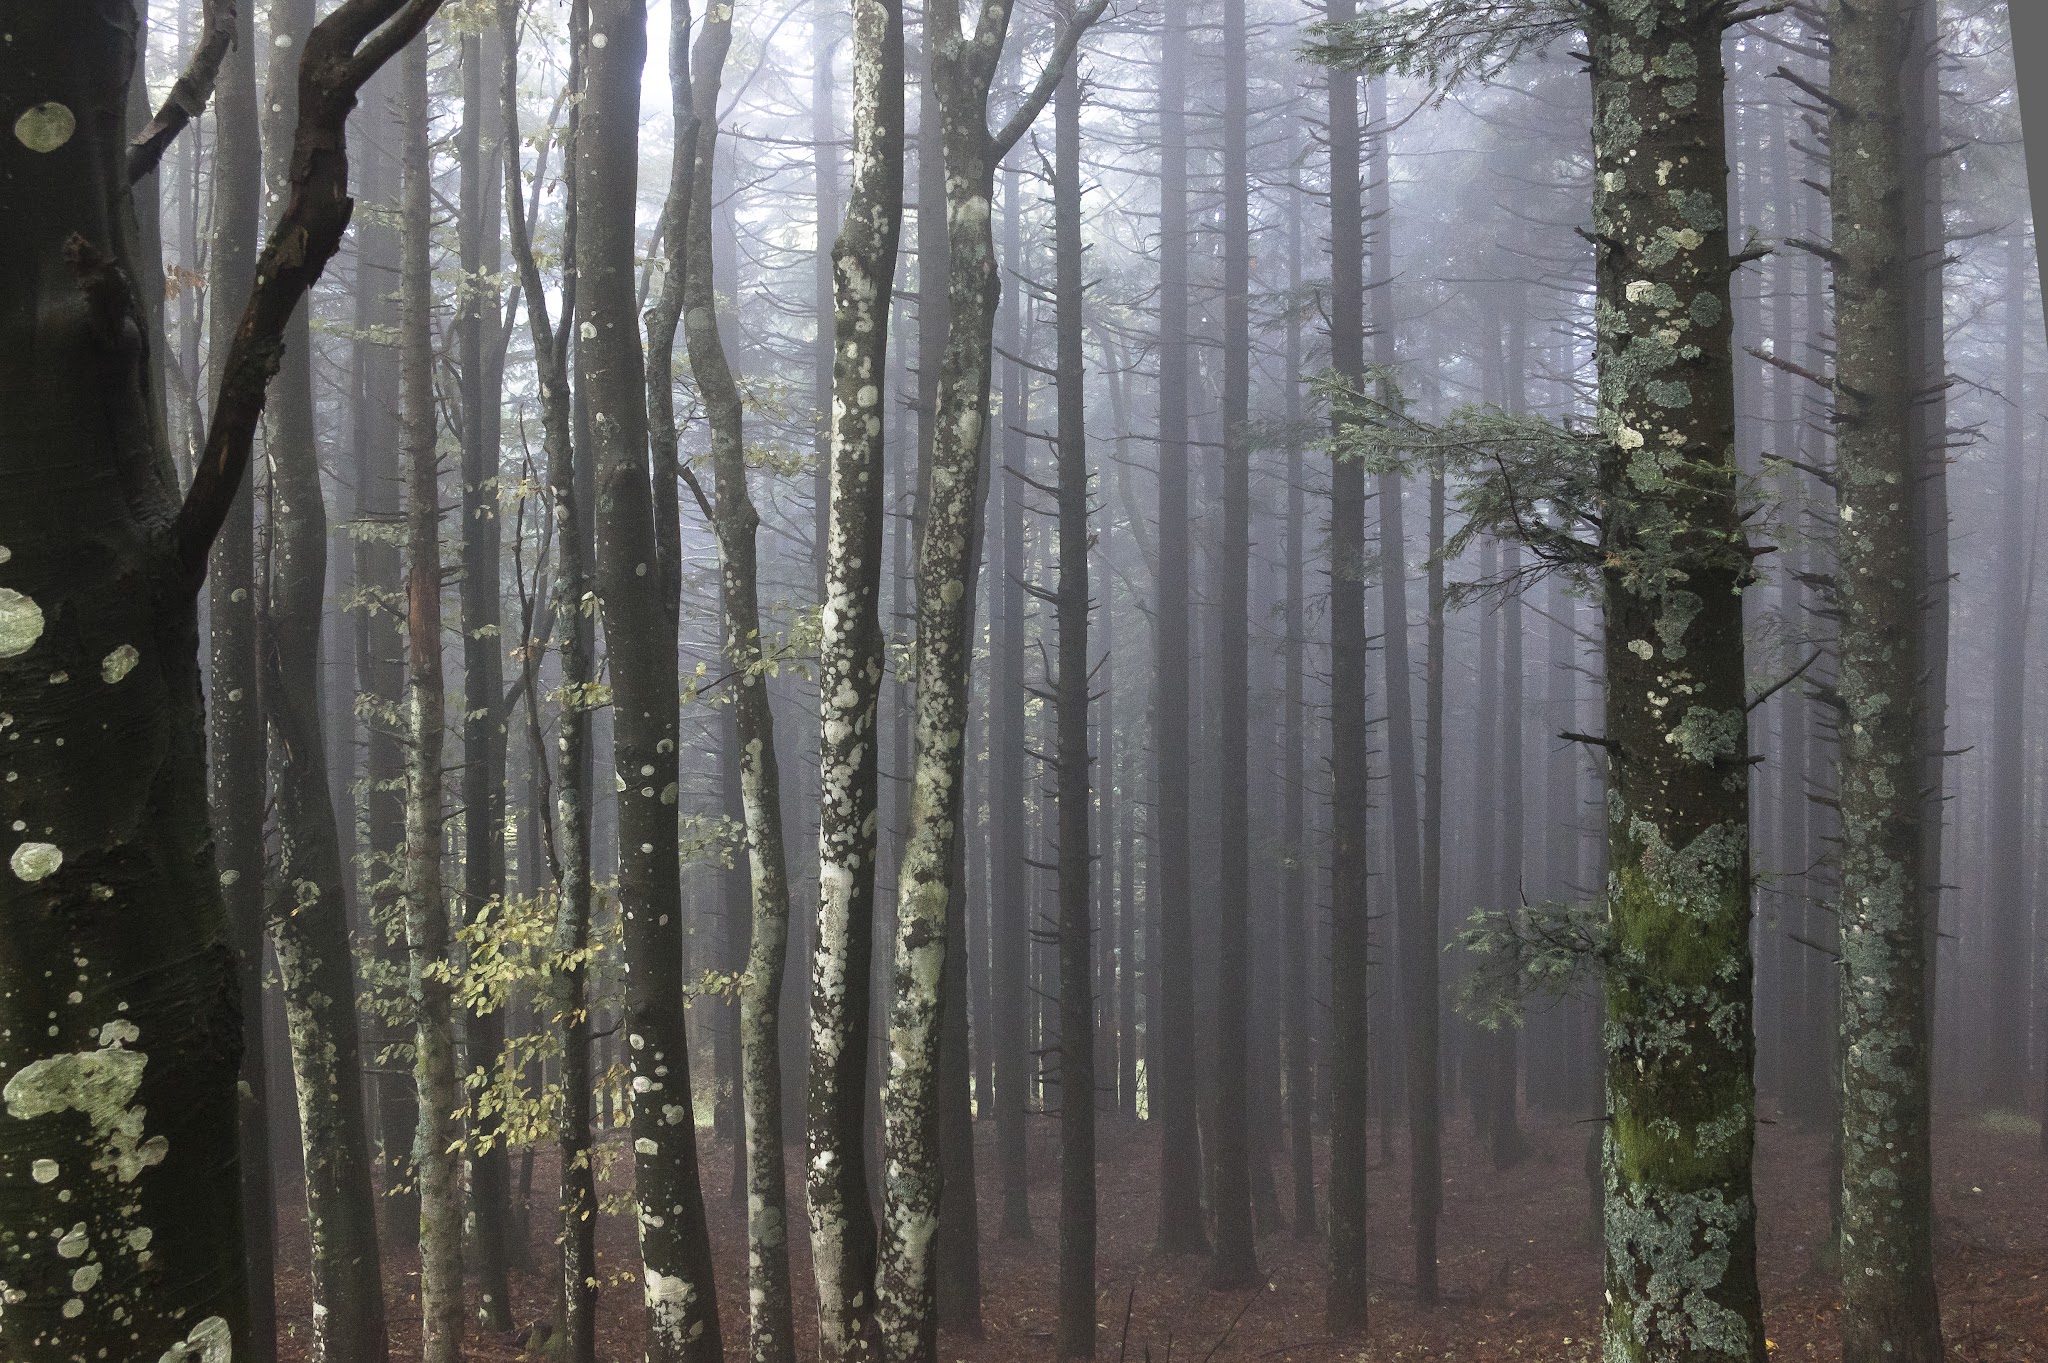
[274,1107,2048,1361]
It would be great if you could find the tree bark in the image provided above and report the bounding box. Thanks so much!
[457,19,517,1330]
[804,0,906,1340]
[204,7,276,1351]
[679,7,799,1357]
[0,14,246,1359]
[1051,32,1096,1355]
[1151,0,1207,1257]
[399,36,466,1363]
[1827,0,1943,1350]
[572,6,725,1357]
[260,1,394,1355]
[1585,0,1764,1353]
[1323,0,1370,1329]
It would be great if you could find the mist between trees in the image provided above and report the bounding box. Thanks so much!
[0,0,2042,1360]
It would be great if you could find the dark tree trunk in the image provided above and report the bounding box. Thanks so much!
[1323,0,1370,1329]
[260,2,392,1355]
[204,8,275,1351]
[1584,0,1764,1352]
[457,21,516,1331]
[1207,0,1257,1291]
[573,7,723,1357]
[1152,0,1207,1259]
[0,13,247,1358]
[1051,33,1097,1355]
[993,162,1034,1242]
[1828,0,1943,1350]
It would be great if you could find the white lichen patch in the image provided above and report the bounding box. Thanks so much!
[11,842,60,882]
[13,102,74,152]
[30,1158,57,1183]
[0,588,44,658]
[101,645,140,684]
[156,1313,233,1363]
[6,1042,167,1181]
[645,1269,702,1349]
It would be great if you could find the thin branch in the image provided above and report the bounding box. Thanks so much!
[129,0,237,183]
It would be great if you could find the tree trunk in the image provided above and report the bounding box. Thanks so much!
[1280,177,1316,1239]
[572,7,725,1358]
[457,20,517,1331]
[0,14,247,1359]
[806,0,906,1341]
[1828,0,1943,1350]
[1208,0,1257,1291]
[1324,0,1370,1329]
[680,9,800,1356]
[399,37,466,1363]
[1152,0,1207,1258]
[261,2,393,1355]
[204,7,275,1351]
[993,162,1034,1242]
[499,8,598,1354]
[1051,34,1097,1355]
[1585,0,1764,1353]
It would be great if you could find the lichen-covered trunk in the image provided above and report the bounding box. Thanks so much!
[1050,40,1096,1359]
[399,38,467,1363]
[1585,0,1763,1355]
[572,7,725,1359]
[261,5,393,1357]
[1151,0,1207,1257]
[1827,0,1941,1352]
[870,100,994,1363]
[456,23,516,1332]
[1323,1,1371,1329]
[680,11,799,1361]
[805,0,904,1344]
[0,12,248,1359]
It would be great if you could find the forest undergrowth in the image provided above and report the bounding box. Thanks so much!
[270,1111,2048,1362]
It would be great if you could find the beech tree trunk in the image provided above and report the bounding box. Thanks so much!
[399,37,466,1363]
[573,7,724,1358]
[260,2,393,1356]
[680,7,799,1357]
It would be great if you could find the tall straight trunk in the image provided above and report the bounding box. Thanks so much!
[1492,538,1525,1168]
[1208,0,1257,1290]
[400,38,466,1363]
[0,12,247,1358]
[680,8,799,1357]
[351,64,421,1240]
[807,0,907,1338]
[1051,37,1097,1356]
[1900,0,1951,1123]
[1472,538,1501,1140]
[1280,180,1316,1237]
[874,3,1098,1353]
[205,7,275,1351]
[815,0,840,606]
[1323,0,1371,1329]
[498,6,596,1352]
[993,163,1033,1237]
[458,22,517,1330]
[1989,230,2027,1111]
[1151,0,1207,1257]
[1364,67,1437,1302]
[1828,0,1942,1351]
[573,8,724,1358]
[261,1,393,1355]
[1585,0,1764,1353]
